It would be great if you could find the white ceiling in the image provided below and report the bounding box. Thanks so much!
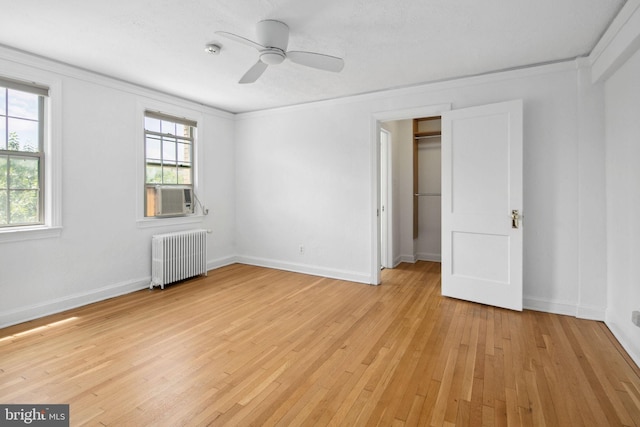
[0,0,626,113]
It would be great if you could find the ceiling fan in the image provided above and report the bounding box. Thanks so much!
[216,20,345,84]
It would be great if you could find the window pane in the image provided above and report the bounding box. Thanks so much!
[0,88,5,116]
[145,136,161,160]
[8,118,39,151]
[161,120,176,135]
[0,87,44,228]
[144,116,160,132]
[10,189,39,223]
[175,123,190,138]
[177,167,192,185]
[9,157,39,189]
[0,156,5,188]
[7,90,39,120]
[0,118,5,149]
[146,164,162,184]
[177,143,191,163]
[162,165,177,184]
[0,189,6,224]
[163,138,177,162]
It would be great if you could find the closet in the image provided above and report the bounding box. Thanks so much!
[413,116,442,261]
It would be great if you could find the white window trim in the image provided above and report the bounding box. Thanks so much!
[136,99,205,228]
[0,68,62,243]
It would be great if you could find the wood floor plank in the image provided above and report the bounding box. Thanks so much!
[405,394,426,426]
[0,262,639,426]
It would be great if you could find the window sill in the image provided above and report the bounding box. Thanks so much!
[0,225,63,243]
[136,214,204,229]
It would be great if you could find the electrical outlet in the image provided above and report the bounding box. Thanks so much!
[633,311,640,327]
[299,245,305,254]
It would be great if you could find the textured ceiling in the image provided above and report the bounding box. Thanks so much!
[0,0,626,113]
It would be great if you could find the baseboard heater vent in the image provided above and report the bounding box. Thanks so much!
[150,229,207,289]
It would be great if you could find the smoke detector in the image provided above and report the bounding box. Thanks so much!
[204,44,221,55]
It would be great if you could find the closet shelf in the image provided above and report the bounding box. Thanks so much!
[414,131,441,138]
[414,193,441,197]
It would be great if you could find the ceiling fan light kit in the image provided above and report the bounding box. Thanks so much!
[215,19,344,84]
[260,49,285,65]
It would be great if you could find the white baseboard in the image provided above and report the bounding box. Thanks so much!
[207,255,237,271]
[398,254,416,264]
[0,256,369,329]
[393,255,441,266]
[235,255,372,284]
[526,298,638,368]
[1,256,240,329]
[523,296,577,317]
[576,304,606,321]
[605,313,640,369]
[416,252,442,262]
[524,296,606,321]
[0,276,150,329]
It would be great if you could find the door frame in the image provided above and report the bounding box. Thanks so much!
[370,103,451,284]
[379,127,392,269]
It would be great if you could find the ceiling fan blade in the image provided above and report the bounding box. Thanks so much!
[287,51,344,72]
[239,61,268,84]
[215,31,264,50]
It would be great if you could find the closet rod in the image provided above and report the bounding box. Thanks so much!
[414,193,441,197]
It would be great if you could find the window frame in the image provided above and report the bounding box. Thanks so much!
[0,71,61,243]
[143,110,196,217]
[136,101,204,228]
[0,84,46,227]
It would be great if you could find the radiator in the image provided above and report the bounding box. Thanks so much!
[150,229,207,289]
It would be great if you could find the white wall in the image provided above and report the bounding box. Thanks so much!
[0,48,237,327]
[234,103,372,282]
[235,61,604,316]
[575,60,608,320]
[604,46,640,367]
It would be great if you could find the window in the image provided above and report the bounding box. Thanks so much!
[144,111,196,217]
[0,78,47,228]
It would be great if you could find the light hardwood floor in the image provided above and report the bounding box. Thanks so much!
[1,262,639,426]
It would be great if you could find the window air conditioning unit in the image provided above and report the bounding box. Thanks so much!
[154,185,193,217]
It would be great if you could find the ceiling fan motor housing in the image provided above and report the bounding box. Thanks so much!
[256,20,289,50]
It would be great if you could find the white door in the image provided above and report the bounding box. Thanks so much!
[441,100,523,311]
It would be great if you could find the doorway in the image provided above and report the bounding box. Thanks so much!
[371,104,451,284]
[379,117,442,268]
